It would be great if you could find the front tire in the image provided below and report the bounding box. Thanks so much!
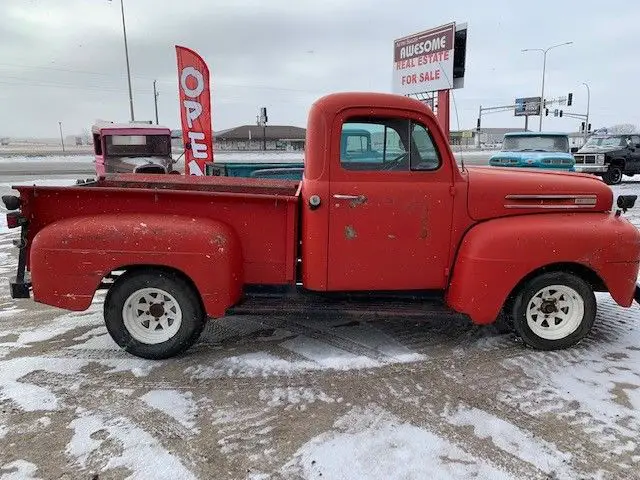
[512,272,596,350]
[603,166,623,185]
[104,269,205,359]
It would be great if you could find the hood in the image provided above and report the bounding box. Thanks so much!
[466,167,613,221]
[491,151,573,159]
[576,145,622,154]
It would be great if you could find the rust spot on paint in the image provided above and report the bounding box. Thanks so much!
[344,225,357,240]
[348,195,368,208]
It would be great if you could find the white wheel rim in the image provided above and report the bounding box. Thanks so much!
[526,285,584,340]
[122,288,183,344]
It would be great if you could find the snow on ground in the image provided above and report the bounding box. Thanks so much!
[279,406,515,480]
[66,412,197,479]
[0,176,639,478]
[0,178,78,189]
[139,390,199,431]
[0,459,41,479]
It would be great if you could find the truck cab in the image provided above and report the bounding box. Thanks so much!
[5,93,640,360]
[92,122,177,176]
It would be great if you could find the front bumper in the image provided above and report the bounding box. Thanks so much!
[574,165,607,173]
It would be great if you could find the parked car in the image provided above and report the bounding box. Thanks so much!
[574,134,640,185]
[489,132,575,171]
[4,92,640,360]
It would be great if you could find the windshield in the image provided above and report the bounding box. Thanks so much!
[584,136,625,148]
[104,134,170,157]
[502,135,569,153]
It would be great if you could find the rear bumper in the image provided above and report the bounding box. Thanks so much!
[574,165,607,173]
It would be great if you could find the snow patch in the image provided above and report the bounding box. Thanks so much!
[447,406,574,478]
[0,178,79,188]
[0,357,89,411]
[66,411,196,479]
[280,336,381,369]
[15,311,102,345]
[281,406,515,480]
[139,390,198,431]
[0,459,41,479]
[98,358,158,377]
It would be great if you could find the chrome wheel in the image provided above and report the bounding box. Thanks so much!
[526,285,584,340]
[122,287,183,344]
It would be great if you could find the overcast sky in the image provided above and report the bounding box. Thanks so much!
[1,0,638,138]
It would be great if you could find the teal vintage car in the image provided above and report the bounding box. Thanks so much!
[489,132,575,171]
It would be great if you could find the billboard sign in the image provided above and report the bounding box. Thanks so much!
[393,23,455,95]
[514,97,542,117]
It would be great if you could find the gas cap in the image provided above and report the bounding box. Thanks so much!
[309,195,321,210]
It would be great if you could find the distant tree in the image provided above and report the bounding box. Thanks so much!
[607,124,638,134]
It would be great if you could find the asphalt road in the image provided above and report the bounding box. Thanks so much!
[0,152,492,182]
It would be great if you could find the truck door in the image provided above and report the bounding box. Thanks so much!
[327,111,454,291]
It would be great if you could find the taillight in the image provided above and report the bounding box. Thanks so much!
[6,212,25,229]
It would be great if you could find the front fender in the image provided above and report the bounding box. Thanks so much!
[30,214,243,316]
[445,213,640,324]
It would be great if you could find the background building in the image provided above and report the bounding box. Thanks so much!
[171,125,306,152]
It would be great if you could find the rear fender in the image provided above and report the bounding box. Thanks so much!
[445,213,640,324]
[30,214,243,316]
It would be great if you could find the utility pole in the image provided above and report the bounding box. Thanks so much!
[582,82,590,141]
[153,80,159,125]
[58,121,65,153]
[522,42,573,132]
[119,0,135,121]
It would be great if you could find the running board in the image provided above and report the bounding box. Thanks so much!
[227,291,459,320]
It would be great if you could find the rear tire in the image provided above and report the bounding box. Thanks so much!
[603,166,623,185]
[512,272,596,350]
[104,269,205,359]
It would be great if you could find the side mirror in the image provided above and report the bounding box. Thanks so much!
[617,195,637,213]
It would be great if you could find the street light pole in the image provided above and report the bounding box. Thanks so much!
[582,82,590,141]
[119,0,135,122]
[522,42,573,132]
[58,121,65,153]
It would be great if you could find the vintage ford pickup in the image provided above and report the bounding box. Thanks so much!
[4,92,640,359]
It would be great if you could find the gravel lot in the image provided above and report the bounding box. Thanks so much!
[1,179,639,479]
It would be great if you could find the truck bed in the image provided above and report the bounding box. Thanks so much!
[16,174,301,286]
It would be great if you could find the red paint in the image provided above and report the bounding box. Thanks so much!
[176,45,213,176]
[12,92,640,326]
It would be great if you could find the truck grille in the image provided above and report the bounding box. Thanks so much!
[574,154,596,164]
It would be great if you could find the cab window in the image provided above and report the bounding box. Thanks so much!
[340,117,440,171]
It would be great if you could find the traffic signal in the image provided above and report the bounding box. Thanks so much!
[581,122,586,132]
[476,117,481,132]
[567,93,573,106]
[588,123,592,132]
[545,108,549,116]
[559,110,563,118]
[554,109,559,117]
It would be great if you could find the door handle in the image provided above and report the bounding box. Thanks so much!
[333,194,367,204]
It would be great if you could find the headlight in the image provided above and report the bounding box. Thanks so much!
[595,154,605,164]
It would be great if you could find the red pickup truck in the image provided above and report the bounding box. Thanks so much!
[4,93,640,359]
